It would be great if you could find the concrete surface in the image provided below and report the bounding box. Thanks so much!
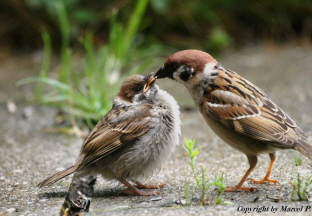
[1,46,312,215]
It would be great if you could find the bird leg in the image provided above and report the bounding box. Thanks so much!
[118,178,161,196]
[225,155,259,192]
[250,153,279,185]
[132,180,165,189]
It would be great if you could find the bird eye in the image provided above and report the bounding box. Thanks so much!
[213,65,218,70]
[135,86,142,93]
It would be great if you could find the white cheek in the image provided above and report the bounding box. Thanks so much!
[203,62,218,80]
[173,65,194,84]
[173,72,183,83]
[183,62,218,90]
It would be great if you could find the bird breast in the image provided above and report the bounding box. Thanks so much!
[132,89,181,178]
[100,89,181,180]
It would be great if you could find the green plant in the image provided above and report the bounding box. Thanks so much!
[289,152,312,201]
[290,172,312,201]
[183,139,200,205]
[18,0,159,130]
[294,152,302,167]
[183,139,202,186]
[209,172,233,205]
[183,171,194,206]
[183,139,232,205]
[34,28,51,102]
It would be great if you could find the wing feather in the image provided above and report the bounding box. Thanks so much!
[77,104,152,169]
[205,70,306,146]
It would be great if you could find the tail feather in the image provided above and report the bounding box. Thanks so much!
[295,140,312,160]
[37,165,77,188]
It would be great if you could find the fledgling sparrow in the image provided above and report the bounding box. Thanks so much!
[155,49,312,192]
[37,74,181,196]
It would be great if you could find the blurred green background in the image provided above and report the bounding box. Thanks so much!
[2,0,312,130]
[1,0,312,52]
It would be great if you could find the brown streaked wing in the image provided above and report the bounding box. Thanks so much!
[77,104,152,169]
[205,71,306,145]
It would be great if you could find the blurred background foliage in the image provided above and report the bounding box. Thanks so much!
[1,0,312,53]
[3,0,312,131]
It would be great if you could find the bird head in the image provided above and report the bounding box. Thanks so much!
[117,74,158,104]
[155,50,220,85]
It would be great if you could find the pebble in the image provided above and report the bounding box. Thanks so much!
[180,199,186,205]
[149,196,162,201]
[254,195,266,203]
[13,169,23,174]
[22,107,34,119]
[6,208,16,213]
[7,99,17,113]
[308,192,312,202]
[56,167,65,172]
[13,183,20,187]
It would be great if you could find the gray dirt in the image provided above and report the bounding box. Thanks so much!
[1,46,312,215]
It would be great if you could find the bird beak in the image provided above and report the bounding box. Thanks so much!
[143,75,156,93]
[155,66,166,79]
[155,65,174,79]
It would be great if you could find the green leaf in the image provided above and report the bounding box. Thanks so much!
[223,201,234,205]
[17,77,69,91]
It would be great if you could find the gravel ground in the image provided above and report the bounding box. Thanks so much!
[1,46,312,215]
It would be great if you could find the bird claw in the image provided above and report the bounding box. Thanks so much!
[134,182,165,189]
[225,186,258,192]
[120,189,161,196]
[249,178,280,185]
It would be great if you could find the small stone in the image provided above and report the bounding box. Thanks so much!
[267,195,282,202]
[13,169,23,174]
[22,107,34,119]
[6,208,16,213]
[308,192,312,202]
[56,167,65,172]
[13,183,20,187]
[180,199,186,205]
[7,99,17,113]
[149,196,162,201]
[254,195,266,203]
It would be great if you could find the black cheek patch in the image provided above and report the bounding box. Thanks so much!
[179,67,192,81]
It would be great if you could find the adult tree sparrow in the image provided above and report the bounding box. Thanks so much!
[37,74,181,196]
[155,49,312,192]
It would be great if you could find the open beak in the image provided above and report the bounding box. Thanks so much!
[143,75,156,93]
